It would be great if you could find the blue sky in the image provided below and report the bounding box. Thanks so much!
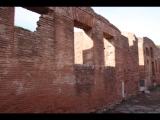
[15,7,160,45]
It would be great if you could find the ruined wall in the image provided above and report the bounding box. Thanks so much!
[121,32,140,98]
[0,6,159,113]
[138,37,160,89]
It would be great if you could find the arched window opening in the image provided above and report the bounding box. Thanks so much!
[147,60,149,74]
[146,47,149,56]
[152,62,155,74]
[150,47,153,58]
[155,60,157,72]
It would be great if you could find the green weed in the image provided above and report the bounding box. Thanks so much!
[15,25,31,32]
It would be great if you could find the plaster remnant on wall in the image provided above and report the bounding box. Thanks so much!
[58,88,61,93]
[55,50,73,69]
[86,53,93,60]
[56,61,64,69]
[12,81,24,94]
[3,70,9,74]
[63,74,76,84]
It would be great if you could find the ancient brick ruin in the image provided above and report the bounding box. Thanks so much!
[0,7,160,113]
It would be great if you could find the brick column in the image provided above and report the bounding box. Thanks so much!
[53,12,75,84]
[90,19,104,91]
[0,7,15,111]
[91,20,104,68]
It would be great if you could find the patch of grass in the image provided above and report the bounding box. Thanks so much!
[156,45,160,49]
[155,85,160,91]
[15,25,32,32]
[156,85,160,88]
[149,85,156,91]
[120,99,127,104]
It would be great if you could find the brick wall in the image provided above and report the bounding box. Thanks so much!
[0,7,159,113]
[121,32,140,99]
[138,37,160,89]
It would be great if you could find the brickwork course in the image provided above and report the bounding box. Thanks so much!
[0,7,160,113]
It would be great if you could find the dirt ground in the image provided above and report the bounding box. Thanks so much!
[100,85,160,113]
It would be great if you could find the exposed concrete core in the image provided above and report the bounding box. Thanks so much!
[0,7,160,113]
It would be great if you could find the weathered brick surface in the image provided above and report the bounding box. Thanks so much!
[121,32,140,99]
[0,7,159,113]
[138,37,160,89]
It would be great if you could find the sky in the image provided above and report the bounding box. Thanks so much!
[15,7,160,45]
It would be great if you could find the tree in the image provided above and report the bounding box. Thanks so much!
[156,45,160,49]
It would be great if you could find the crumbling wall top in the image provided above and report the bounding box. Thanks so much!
[143,37,156,46]
[93,11,120,32]
[22,7,49,14]
[77,7,95,15]
[22,7,120,33]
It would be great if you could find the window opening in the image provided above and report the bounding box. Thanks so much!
[150,47,153,58]
[15,7,40,32]
[103,33,115,67]
[152,62,155,74]
[74,25,93,65]
[146,47,149,56]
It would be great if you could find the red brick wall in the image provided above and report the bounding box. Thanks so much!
[121,32,140,99]
[138,37,160,89]
[0,7,159,113]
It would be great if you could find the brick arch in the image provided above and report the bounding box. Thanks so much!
[21,7,120,36]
